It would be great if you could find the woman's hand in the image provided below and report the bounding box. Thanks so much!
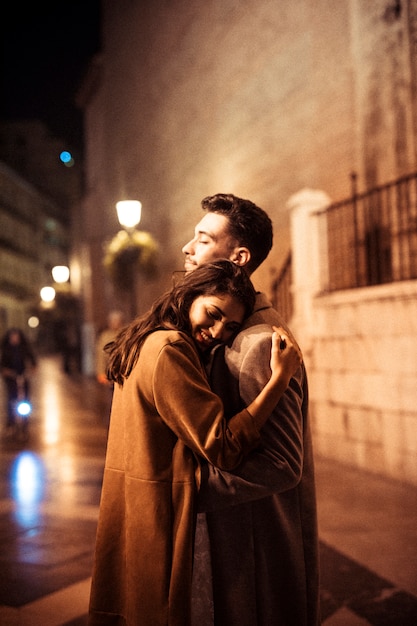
[245,325,303,430]
[270,326,302,385]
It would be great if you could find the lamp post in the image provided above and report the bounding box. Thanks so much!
[116,200,142,318]
[49,265,82,374]
[104,200,157,321]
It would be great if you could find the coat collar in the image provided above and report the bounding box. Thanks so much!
[254,292,272,312]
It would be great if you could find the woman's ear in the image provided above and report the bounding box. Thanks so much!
[230,247,251,267]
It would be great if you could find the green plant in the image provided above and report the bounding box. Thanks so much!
[103,229,159,290]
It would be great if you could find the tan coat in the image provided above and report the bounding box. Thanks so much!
[88,329,263,626]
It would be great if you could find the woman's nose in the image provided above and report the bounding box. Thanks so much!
[210,321,225,340]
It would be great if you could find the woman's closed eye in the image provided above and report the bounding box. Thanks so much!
[207,308,222,321]
[207,308,242,333]
[207,309,241,333]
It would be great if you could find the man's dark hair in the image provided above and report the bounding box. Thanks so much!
[201,193,273,274]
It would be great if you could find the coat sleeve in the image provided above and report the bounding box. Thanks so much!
[198,329,307,512]
[152,338,262,471]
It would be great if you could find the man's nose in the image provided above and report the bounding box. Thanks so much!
[182,238,194,254]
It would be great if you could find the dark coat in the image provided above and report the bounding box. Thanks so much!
[88,330,264,626]
[196,293,321,626]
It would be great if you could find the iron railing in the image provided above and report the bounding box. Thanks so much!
[270,172,417,317]
[318,172,417,291]
[270,251,293,323]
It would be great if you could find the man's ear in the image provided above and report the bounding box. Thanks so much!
[230,247,251,267]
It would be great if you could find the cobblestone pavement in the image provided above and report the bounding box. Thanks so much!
[0,355,416,625]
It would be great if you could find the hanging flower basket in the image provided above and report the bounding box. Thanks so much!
[103,229,159,290]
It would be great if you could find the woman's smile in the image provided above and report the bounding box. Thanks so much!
[189,294,245,352]
[196,328,215,349]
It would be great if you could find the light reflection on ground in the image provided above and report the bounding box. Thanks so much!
[10,451,45,527]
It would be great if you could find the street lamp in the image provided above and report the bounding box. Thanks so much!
[52,265,70,283]
[104,200,158,320]
[116,200,142,318]
[116,200,142,230]
[40,286,56,303]
[50,264,82,374]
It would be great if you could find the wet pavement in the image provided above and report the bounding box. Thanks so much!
[1,355,417,625]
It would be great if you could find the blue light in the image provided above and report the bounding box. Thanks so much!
[59,150,72,163]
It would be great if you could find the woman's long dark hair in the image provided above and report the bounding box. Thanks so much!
[106,260,256,385]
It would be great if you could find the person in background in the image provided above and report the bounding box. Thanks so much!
[88,260,302,626]
[0,327,37,434]
[95,310,125,385]
[182,193,321,626]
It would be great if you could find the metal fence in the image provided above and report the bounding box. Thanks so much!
[270,172,417,319]
[270,251,293,323]
[318,172,417,291]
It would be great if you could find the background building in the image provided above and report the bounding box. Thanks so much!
[76,0,417,483]
[77,0,417,319]
[0,121,80,354]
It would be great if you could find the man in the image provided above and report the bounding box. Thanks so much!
[182,193,320,626]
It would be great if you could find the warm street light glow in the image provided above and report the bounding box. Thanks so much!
[28,316,39,329]
[116,200,142,229]
[40,286,56,302]
[52,265,70,283]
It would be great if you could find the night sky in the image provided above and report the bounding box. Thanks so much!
[0,1,101,152]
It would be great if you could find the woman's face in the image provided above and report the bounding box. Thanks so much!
[189,293,245,352]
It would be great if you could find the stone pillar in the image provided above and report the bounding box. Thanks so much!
[286,188,331,350]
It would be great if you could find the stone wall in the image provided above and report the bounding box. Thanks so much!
[289,189,417,486]
[309,283,417,486]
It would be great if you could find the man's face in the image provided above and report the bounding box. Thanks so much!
[182,212,238,271]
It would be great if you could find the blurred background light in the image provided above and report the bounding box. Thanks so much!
[116,200,142,229]
[59,150,75,168]
[28,316,39,328]
[52,265,70,283]
[40,286,56,302]
[10,452,45,527]
[59,150,72,163]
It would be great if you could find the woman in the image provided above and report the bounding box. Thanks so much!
[88,260,302,626]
